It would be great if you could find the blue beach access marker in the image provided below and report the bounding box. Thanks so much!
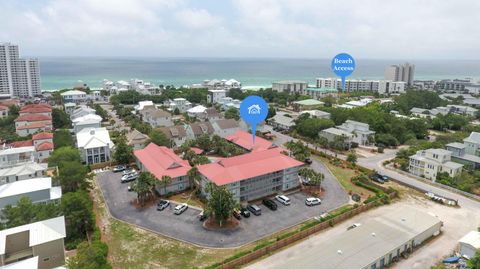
[331,53,355,92]
[239,95,268,145]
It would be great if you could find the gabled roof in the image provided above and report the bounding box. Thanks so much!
[0,216,66,255]
[205,107,221,118]
[410,107,428,114]
[134,143,191,179]
[159,126,187,139]
[60,90,87,96]
[32,131,54,141]
[0,105,8,111]
[464,132,480,144]
[126,129,149,145]
[0,162,47,177]
[15,114,51,122]
[189,122,214,136]
[72,114,102,125]
[16,121,51,130]
[36,141,54,151]
[19,104,52,114]
[213,119,239,130]
[226,130,276,152]
[76,127,114,149]
[9,140,33,148]
[187,105,207,114]
[0,177,53,199]
[198,148,303,186]
[459,231,480,249]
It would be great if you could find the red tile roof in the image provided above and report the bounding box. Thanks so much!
[0,105,8,110]
[19,104,52,113]
[15,114,52,122]
[32,132,54,140]
[197,148,304,186]
[226,130,277,152]
[36,141,54,151]
[16,121,51,130]
[190,147,204,154]
[134,143,191,179]
[10,140,33,148]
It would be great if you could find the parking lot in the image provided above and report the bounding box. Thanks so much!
[97,170,348,248]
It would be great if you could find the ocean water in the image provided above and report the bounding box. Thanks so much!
[39,57,480,91]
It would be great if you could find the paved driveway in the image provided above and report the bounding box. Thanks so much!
[96,171,348,248]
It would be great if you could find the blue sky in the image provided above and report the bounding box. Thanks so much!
[1,0,479,59]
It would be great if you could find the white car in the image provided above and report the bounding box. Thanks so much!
[121,172,138,183]
[305,197,321,206]
[275,195,291,205]
[347,223,362,230]
[123,169,136,176]
[174,203,188,215]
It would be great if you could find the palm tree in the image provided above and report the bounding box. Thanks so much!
[160,175,172,196]
[187,167,200,190]
[132,172,156,207]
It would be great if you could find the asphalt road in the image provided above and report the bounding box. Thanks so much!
[96,170,348,248]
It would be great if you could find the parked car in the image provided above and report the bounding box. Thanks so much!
[156,200,170,211]
[113,165,126,172]
[198,211,208,221]
[378,173,389,182]
[121,172,138,183]
[240,208,251,218]
[247,204,262,216]
[123,169,136,176]
[174,203,188,215]
[347,223,362,230]
[232,210,241,220]
[305,197,322,206]
[275,195,291,206]
[262,199,278,211]
[370,175,385,184]
[304,158,313,164]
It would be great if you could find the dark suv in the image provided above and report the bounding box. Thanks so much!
[262,199,278,211]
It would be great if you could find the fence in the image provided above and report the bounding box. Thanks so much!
[216,192,396,269]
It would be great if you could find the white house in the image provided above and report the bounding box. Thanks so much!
[0,146,36,168]
[72,114,102,134]
[187,105,207,119]
[0,177,62,209]
[0,162,47,185]
[166,98,192,113]
[140,106,173,127]
[459,231,480,259]
[409,148,463,180]
[207,89,226,104]
[71,105,96,120]
[134,100,154,112]
[76,127,114,165]
[60,90,88,104]
[212,119,240,137]
[336,120,375,146]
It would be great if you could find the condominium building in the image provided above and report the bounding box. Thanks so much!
[409,149,463,180]
[198,148,304,203]
[134,143,191,195]
[378,81,406,94]
[437,79,473,92]
[0,43,41,98]
[301,87,338,100]
[384,63,415,86]
[316,78,406,94]
[272,80,308,94]
[0,216,66,269]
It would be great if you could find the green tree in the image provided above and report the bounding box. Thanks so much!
[267,107,276,119]
[60,191,95,246]
[224,107,240,120]
[468,250,480,269]
[196,134,212,151]
[173,107,180,115]
[295,117,335,139]
[187,167,200,190]
[347,151,358,165]
[131,172,157,206]
[285,140,311,161]
[149,129,171,147]
[66,240,111,269]
[48,147,81,167]
[53,129,74,148]
[52,108,72,129]
[159,175,172,196]
[1,197,59,229]
[205,183,237,227]
[57,161,91,193]
[113,136,133,165]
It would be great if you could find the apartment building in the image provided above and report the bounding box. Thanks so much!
[437,79,473,92]
[198,148,304,203]
[384,63,415,86]
[0,43,41,98]
[207,89,226,104]
[0,216,66,269]
[76,127,114,165]
[378,80,406,94]
[409,149,463,180]
[134,143,191,195]
[316,78,406,94]
[272,80,308,94]
[301,87,338,100]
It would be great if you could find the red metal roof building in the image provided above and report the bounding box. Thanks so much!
[198,148,304,202]
[134,143,192,195]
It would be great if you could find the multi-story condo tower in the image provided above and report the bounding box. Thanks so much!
[0,43,41,98]
[384,63,415,86]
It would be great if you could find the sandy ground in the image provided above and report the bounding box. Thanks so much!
[245,193,480,269]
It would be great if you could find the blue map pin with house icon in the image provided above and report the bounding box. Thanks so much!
[240,95,268,144]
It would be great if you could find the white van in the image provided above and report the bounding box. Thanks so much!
[275,195,291,205]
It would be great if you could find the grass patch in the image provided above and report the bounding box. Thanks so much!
[169,189,204,208]
[316,156,375,197]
